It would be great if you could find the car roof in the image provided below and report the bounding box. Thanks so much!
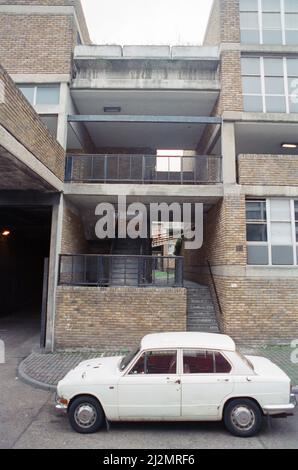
[141,332,236,352]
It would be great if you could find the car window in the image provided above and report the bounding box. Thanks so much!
[129,350,177,375]
[214,352,232,373]
[183,350,214,374]
[183,350,232,374]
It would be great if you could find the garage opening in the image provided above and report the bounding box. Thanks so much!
[0,206,52,346]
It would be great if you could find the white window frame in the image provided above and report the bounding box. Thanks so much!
[241,56,297,113]
[18,83,61,107]
[246,198,298,266]
[240,0,298,45]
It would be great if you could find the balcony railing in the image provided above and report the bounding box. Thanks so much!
[59,254,184,288]
[65,154,222,185]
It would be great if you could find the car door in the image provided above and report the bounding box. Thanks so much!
[117,349,181,419]
[181,349,234,419]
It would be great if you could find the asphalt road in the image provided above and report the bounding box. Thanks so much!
[0,311,298,450]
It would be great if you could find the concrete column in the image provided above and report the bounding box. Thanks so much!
[222,121,237,185]
[56,82,69,149]
[45,194,64,352]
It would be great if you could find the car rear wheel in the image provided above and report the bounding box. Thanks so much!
[68,396,105,434]
[224,398,263,438]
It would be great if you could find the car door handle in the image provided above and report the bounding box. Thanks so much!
[166,378,181,385]
[217,378,230,383]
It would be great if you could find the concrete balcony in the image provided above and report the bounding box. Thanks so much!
[72,45,220,91]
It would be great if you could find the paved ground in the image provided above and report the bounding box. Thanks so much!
[1,310,298,449]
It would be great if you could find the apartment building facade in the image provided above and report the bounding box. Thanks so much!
[0,0,297,351]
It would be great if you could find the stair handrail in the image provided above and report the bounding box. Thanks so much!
[207,260,223,316]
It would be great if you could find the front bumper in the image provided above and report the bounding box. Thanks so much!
[55,393,68,414]
[263,394,297,416]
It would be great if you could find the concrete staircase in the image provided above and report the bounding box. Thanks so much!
[187,286,220,333]
[110,238,141,286]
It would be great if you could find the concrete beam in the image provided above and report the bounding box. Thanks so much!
[67,115,222,124]
[0,191,59,206]
[11,74,70,84]
[63,182,224,200]
[223,111,298,124]
[241,185,298,197]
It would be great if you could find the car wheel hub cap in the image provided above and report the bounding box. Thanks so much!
[231,406,255,430]
[75,404,97,428]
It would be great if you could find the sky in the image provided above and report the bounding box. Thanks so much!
[81,0,214,46]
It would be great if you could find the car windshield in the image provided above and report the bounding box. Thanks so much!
[120,346,140,371]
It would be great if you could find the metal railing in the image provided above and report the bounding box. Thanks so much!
[65,154,222,185]
[59,254,184,288]
[207,260,223,316]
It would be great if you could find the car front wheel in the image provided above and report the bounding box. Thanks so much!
[224,398,263,438]
[68,395,105,434]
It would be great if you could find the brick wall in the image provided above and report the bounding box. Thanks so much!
[61,205,88,253]
[183,195,247,275]
[213,276,298,343]
[55,286,187,350]
[0,65,65,179]
[204,0,240,45]
[0,0,90,74]
[204,0,221,46]
[238,154,298,186]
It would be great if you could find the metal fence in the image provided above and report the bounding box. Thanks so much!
[65,154,222,185]
[59,254,184,288]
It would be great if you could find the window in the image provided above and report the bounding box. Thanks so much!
[246,199,298,265]
[18,84,60,106]
[246,200,269,265]
[240,0,298,45]
[241,56,298,113]
[129,350,177,375]
[183,350,232,374]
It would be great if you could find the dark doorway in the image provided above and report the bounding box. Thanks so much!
[0,206,52,341]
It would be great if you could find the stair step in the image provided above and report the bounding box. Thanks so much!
[187,286,219,334]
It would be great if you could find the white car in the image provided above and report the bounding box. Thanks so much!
[55,332,297,437]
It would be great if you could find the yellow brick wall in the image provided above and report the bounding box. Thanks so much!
[213,276,298,343]
[55,286,187,350]
[0,1,90,74]
[61,205,88,254]
[238,154,298,186]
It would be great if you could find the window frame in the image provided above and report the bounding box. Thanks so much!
[17,83,61,107]
[241,56,298,113]
[246,198,298,266]
[182,349,233,376]
[240,0,298,45]
[125,348,179,376]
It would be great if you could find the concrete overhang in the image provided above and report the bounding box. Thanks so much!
[68,90,220,149]
[72,45,220,92]
[229,114,298,155]
[0,125,63,192]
